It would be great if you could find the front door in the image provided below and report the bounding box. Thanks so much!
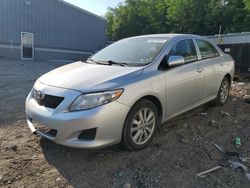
[163,39,203,118]
[21,32,34,60]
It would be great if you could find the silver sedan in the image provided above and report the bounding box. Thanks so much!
[26,34,235,150]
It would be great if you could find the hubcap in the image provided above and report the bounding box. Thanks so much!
[130,108,155,145]
[220,80,229,103]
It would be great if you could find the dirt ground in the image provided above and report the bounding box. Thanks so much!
[0,59,250,188]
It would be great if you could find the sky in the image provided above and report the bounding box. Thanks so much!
[64,0,124,16]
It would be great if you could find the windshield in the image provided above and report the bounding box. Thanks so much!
[90,37,169,66]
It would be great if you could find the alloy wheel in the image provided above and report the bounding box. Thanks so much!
[220,80,229,103]
[130,108,156,145]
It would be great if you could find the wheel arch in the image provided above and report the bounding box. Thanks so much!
[225,73,232,86]
[129,95,163,123]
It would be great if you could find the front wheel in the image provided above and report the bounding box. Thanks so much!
[122,100,159,151]
[215,77,230,105]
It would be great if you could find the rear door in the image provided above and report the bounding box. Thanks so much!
[163,38,204,118]
[194,39,222,100]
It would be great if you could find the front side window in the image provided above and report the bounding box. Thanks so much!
[167,39,198,63]
[90,37,169,66]
[196,39,220,59]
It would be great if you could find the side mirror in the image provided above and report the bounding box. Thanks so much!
[168,55,185,67]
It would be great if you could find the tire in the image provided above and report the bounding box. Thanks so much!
[214,77,230,106]
[122,99,159,151]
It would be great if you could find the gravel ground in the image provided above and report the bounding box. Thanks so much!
[0,59,250,188]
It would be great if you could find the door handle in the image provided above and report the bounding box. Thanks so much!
[197,67,204,73]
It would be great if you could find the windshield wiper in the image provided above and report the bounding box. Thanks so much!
[84,59,128,67]
[105,60,128,67]
[84,58,99,64]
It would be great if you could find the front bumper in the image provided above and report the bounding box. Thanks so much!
[25,81,130,149]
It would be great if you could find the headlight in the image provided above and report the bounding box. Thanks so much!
[69,89,123,111]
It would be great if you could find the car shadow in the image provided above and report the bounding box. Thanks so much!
[40,100,232,187]
[40,138,131,187]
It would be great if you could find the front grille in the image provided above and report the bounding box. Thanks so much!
[36,94,64,108]
[33,89,64,109]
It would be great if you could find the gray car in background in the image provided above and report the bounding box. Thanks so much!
[26,34,235,150]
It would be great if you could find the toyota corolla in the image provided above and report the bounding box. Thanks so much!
[26,34,234,150]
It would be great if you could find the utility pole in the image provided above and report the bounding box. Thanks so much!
[218,25,222,44]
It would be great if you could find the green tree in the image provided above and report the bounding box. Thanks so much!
[244,0,250,9]
[105,0,250,40]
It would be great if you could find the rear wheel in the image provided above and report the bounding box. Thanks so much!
[215,77,230,105]
[122,100,159,151]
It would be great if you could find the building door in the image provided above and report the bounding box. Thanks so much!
[21,32,34,60]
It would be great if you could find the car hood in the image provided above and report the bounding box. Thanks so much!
[38,61,143,92]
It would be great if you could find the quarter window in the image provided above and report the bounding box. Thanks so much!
[167,39,198,63]
[196,39,220,59]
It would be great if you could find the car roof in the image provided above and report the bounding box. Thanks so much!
[128,33,204,40]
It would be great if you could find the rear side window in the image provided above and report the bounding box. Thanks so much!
[196,39,220,59]
[167,39,198,63]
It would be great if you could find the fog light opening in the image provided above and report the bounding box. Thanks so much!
[78,128,97,140]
